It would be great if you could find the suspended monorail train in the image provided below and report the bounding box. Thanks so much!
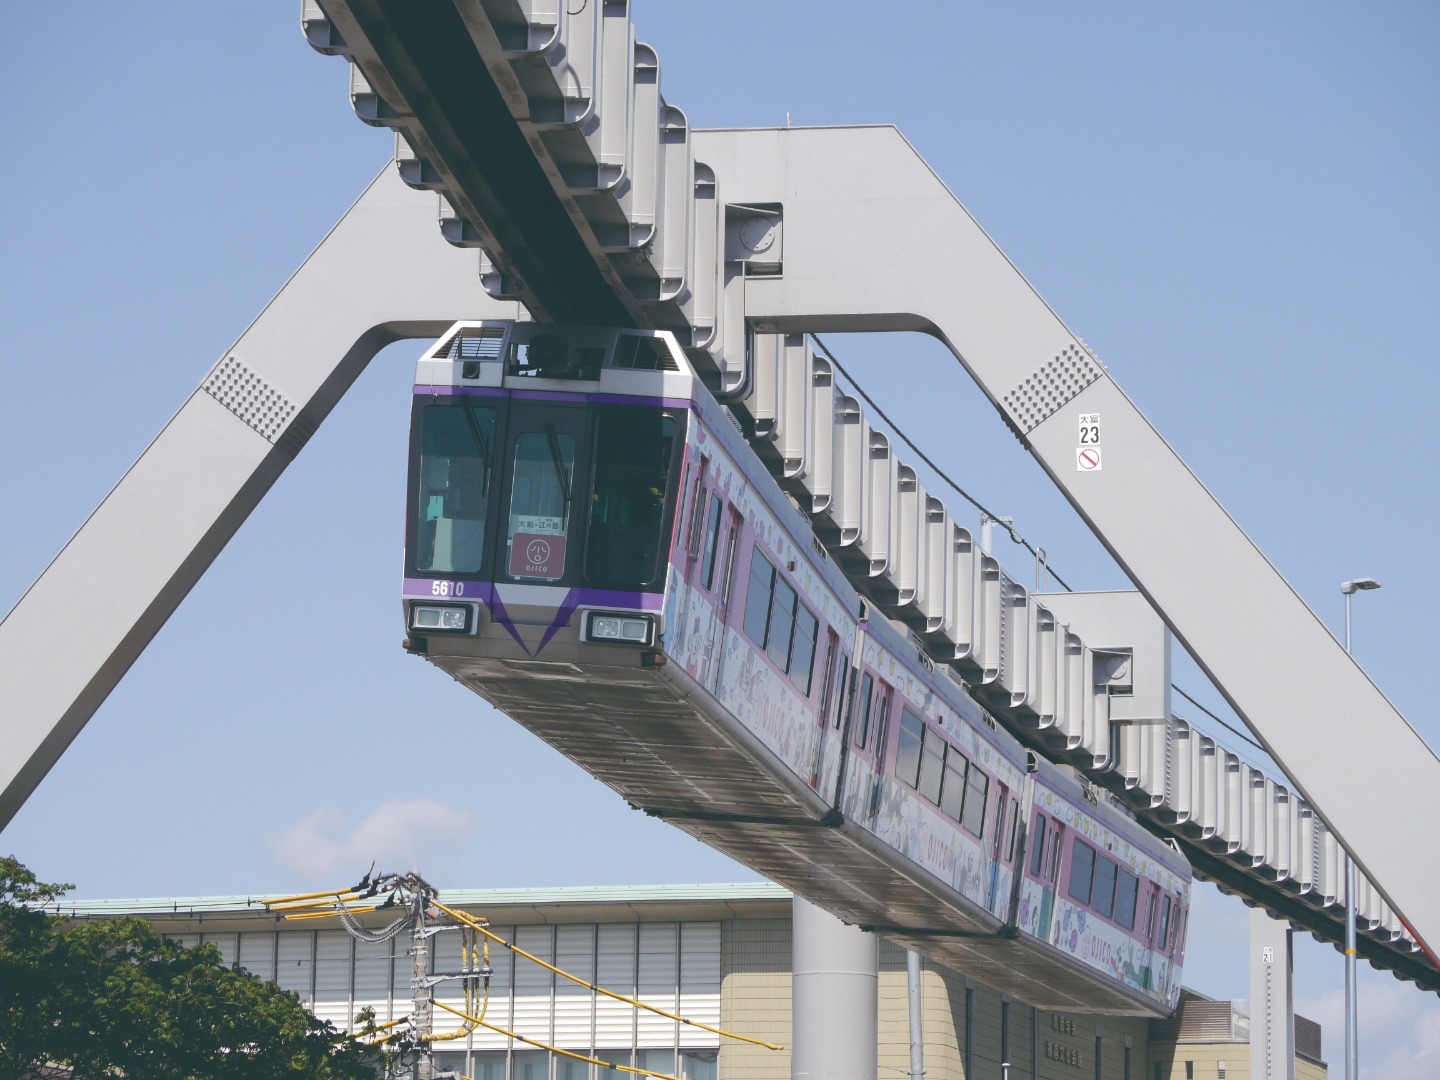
[400,322,1191,1016]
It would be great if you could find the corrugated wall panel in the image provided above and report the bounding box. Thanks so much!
[431,928,469,1036]
[238,930,276,982]
[596,923,638,1048]
[512,925,555,1042]
[312,930,353,1028]
[276,930,314,1004]
[678,923,721,1049]
[472,926,515,1051]
[204,931,239,968]
[554,924,597,1048]
[636,923,678,1046]
[352,937,394,1026]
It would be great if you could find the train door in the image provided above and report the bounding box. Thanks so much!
[810,630,841,789]
[986,784,1010,911]
[1030,811,1063,942]
[867,682,893,818]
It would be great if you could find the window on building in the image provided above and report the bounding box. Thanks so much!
[468,1052,505,1080]
[1184,1060,1194,1080]
[681,1050,719,1080]
[557,1055,590,1080]
[637,1049,677,1076]
[514,1050,551,1080]
[1124,1043,1132,1080]
[597,1050,633,1080]
[1095,1034,1104,1080]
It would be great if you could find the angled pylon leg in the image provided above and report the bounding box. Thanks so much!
[0,165,507,826]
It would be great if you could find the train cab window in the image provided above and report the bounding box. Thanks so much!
[1030,814,1048,876]
[505,428,576,581]
[853,673,875,748]
[896,709,924,788]
[1092,856,1118,919]
[414,403,497,574]
[939,744,966,821]
[585,410,675,586]
[960,766,988,838]
[700,493,723,588]
[1157,894,1172,952]
[1069,840,1096,905]
[1114,869,1139,930]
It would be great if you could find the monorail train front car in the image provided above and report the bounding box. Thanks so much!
[401,321,1191,1016]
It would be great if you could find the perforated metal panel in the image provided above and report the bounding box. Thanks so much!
[202,355,296,443]
[1001,343,1105,435]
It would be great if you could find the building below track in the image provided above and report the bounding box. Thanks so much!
[56,883,1324,1080]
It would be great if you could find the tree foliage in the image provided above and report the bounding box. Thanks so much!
[0,857,392,1079]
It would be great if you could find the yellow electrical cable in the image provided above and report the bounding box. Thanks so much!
[431,1000,684,1080]
[263,887,364,906]
[430,899,782,1052]
[282,905,378,921]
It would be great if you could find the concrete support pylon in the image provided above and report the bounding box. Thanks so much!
[792,896,878,1080]
[1250,907,1295,1080]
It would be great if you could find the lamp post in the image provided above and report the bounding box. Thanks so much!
[1339,576,1380,1080]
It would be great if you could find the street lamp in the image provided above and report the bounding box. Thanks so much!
[1339,575,1380,1080]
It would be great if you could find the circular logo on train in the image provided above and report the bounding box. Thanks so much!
[526,538,551,565]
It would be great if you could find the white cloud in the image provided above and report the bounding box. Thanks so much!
[266,799,480,883]
[1295,964,1440,1079]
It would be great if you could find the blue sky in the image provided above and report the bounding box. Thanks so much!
[2,3,1437,1073]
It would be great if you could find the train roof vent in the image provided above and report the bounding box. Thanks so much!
[440,325,506,361]
[610,334,679,371]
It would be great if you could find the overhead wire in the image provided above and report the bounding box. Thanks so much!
[429,897,784,1051]
[811,332,1273,761]
[431,1000,684,1080]
[809,332,1075,592]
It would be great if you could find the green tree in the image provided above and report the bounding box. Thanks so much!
[0,857,398,1079]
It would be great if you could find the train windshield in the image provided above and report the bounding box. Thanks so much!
[407,398,684,590]
[413,403,496,574]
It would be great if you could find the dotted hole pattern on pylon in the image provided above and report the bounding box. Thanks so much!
[1001,343,1103,434]
[202,355,296,444]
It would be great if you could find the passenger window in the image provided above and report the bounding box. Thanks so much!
[1005,800,1020,862]
[854,673,875,748]
[918,728,947,804]
[1069,839,1096,905]
[1029,815,1048,876]
[1114,870,1139,930]
[506,428,575,581]
[790,607,819,694]
[765,577,798,670]
[743,551,775,644]
[1093,857,1118,919]
[961,766,989,838]
[939,746,966,821]
[1157,895,1172,951]
[896,710,924,788]
[700,494,723,588]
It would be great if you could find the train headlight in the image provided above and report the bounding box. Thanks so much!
[585,612,653,645]
[409,603,472,633]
